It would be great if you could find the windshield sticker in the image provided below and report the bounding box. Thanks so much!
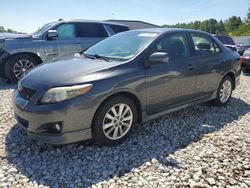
[138,33,158,37]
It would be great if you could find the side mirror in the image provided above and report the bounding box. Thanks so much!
[148,52,169,65]
[47,30,58,40]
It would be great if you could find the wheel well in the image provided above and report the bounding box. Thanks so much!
[96,92,143,124]
[4,52,43,65]
[224,72,236,90]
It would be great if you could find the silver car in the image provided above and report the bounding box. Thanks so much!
[0,19,129,83]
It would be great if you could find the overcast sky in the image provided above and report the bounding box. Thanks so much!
[0,0,249,33]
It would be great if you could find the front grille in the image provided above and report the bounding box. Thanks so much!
[19,87,36,100]
[15,114,29,129]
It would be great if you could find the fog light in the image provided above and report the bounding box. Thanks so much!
[36,122,63,134]
[51,123,62,133]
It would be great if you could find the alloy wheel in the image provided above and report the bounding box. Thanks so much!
[219,80,232,103]
[102,103,133,140]
[13,59,35,79]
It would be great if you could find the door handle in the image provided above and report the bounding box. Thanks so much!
[73,41,80,44]
[187,64,194,70]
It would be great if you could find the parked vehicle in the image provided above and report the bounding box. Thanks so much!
[13,29,241,146]
[0,20,129,83]
[241,49,250,72]
[236,38,250,56]
[214,34,237,51]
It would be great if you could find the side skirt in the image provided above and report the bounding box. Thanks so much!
[142,91,217,123]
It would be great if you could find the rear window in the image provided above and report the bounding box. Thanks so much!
[76,23,108,38]
[109,25,129,33]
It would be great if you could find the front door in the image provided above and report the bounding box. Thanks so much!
[145,33,199,115]
[43,23,81,62]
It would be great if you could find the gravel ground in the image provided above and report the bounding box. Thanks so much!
[0,74,250,188]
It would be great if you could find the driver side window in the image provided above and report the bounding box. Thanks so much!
[56,23,76,38]
[153,34,189,61]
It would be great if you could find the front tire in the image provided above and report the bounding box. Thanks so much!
[211,76,233,106]
[4,54,38,83]
[92,96,137,146]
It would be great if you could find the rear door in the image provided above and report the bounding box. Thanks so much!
[145,33,199,114]
[189,33,224,97]
[75,23,109,51]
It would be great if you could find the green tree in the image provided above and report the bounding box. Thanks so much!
[246,6,250,24]
[224,16,242,32]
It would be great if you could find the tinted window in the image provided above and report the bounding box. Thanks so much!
[217,36,235,45]
[76,23,108,38]
[153,34,189,61]
[109,25,129,33]
[191,34,221,55]
[55,23,76,38]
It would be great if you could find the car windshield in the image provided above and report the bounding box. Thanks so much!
[32,22,56,36]
[84,31,159,61]
[217,36,235,45]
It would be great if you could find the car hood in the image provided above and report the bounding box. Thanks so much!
[0,33,33,40]
[237,43,250,47]
[22,57,122,87]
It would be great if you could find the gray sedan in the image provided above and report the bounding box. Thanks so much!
[13,28,241,146]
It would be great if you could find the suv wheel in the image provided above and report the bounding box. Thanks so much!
[211,76,233,106]
[4,54,38,83]
[92,96,137,146]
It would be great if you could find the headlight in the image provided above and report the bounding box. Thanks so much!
[40,84,92,104]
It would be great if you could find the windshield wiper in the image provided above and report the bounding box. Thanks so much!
[93,54,110,62]
[83,53,95,60]
[83,53,110,62]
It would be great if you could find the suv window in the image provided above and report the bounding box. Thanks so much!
[217,36,235,45]
[56,23,76,38]
[109,25,129,33]
[153,34,189,61]
[76,23,108,38]
[191,34,221,55]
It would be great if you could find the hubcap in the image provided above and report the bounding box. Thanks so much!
[102,103,133,140]
[219,80,232,103]
[13,59,35,79]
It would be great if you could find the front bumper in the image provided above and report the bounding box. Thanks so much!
[13,90,98,145]
[242,59,250,69]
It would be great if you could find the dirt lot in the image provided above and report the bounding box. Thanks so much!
[0,74,249,188]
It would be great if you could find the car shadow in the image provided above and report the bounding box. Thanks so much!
[5,97,250,187]
[242,72,250,76]
[0,79,15,90]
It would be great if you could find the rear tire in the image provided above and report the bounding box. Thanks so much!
[92,96,137,146]
[210,76,233,106]
[4,54,38,83]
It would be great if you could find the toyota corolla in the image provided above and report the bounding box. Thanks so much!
[13,29,241,146]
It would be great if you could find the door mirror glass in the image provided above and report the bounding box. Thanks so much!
[47,30,58,40]
[148,52,169,65]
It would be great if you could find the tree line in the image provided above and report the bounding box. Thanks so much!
[0,26,19,34]
[162,7,250,36]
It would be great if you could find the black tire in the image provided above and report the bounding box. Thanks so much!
[210,76,233,106]
[4,54,38,83]
[92,96,137,146]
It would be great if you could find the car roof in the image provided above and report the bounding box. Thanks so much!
[127,28,213,35]
[58,19,129,27]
